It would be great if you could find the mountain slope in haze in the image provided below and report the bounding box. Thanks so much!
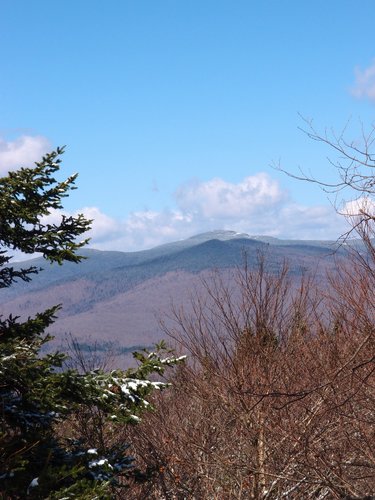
[4,230,341,300]
[1,231,349,359]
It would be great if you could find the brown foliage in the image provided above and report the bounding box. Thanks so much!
[127,249,374,499]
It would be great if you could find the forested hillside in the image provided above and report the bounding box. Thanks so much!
[1,232,351,362]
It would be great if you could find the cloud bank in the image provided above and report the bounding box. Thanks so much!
[75,173,349,251]
[12,171,349,260]
[175,174,286,218]
[1,135,348,252]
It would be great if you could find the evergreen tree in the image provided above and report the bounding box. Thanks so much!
[0,149,184,498]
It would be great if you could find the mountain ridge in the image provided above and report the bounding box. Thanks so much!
[1,230,353,364]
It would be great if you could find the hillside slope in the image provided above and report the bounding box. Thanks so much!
[1,231,348,360]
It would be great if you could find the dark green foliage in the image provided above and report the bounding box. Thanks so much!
[0,147,91,276]
[0,150,184,498]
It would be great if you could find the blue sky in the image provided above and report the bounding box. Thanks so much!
[1,1,375,250]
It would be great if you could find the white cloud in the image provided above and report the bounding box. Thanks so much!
[341,196,375,235]
[342,197,375,217]
[351,60,375,102]
[41,207,118,244]
[0,135,51,175]
[175,173,286,218]
[80,174,348,251]
[77,207,118,240]
[275,203,347,239]
[92,209,195,251]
